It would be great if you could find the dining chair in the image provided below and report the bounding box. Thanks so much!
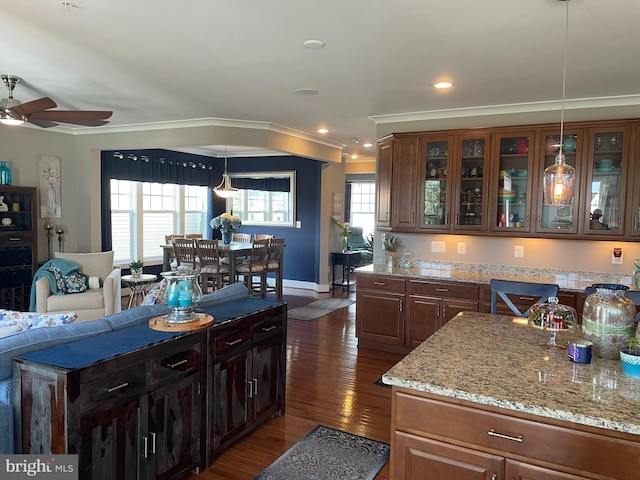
[490,279,560,317]
[231,232,252,243]
[236,238,270,297]
[165,234,183,244]
[264,237,285,300]
[185,233,203,239]
[195,239,229,292]
[254,234,273,240]
[171,237,200,271]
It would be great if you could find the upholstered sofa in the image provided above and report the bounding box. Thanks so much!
[0,282,249,454]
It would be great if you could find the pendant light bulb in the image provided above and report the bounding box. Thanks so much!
[214,146,237,198]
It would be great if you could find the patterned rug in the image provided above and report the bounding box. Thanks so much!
[287,298,355,321]
[254,425,390,480]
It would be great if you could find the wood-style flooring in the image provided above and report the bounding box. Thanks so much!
[187,287,405,479]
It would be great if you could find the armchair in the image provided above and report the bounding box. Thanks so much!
[35,251,121,322]
[347,227,373,266]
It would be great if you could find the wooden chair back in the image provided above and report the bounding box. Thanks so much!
[165,234,183,244]
[490,279,559,317]
[172,237,197,270]
[254,234,273,240]
[232,232,252,243]
[186,234,203,239]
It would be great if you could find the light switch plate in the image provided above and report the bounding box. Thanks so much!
[514,245,524,258]
[431,241,445,253]
[457,242,466,254]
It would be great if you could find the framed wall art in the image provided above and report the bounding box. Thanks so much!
[39,154,62,219]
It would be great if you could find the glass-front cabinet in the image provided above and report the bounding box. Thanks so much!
[453,134,490,231]
[582,126,630,237]
[419,136,452,229]
[535,128,583,234]
[491,131,535,233]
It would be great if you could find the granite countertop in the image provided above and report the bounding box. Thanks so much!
[356,262,635,293]
[383,311,640,435]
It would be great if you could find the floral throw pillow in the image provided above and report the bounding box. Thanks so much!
[141,280,166,306]
[0,310,77,338]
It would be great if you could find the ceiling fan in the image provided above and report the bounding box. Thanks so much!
[0,74,113,128]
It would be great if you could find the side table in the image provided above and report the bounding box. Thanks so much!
[330,251,362,290]
[121,273,158,308]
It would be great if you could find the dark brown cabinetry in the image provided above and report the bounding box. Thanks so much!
[378,119,640,240]
[0,185,37,310]
[376,137,393,228]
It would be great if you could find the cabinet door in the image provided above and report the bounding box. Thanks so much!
[419,135,453,229]
[376,138,393,228]
[356,290,404,345]
[251,335,282,423]
[406,295,439,347]
[441,298,478,326]
[392,431,503,480]
[148,374,201,480]
[212,350,250,453]
[581,126,631,236]
[391,137,419,229]
[505,460,588,480]
[454,133,491,231]
[77,398,143,480]
[490,131,536,233]
[535,128,584,234]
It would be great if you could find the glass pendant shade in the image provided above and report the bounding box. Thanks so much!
[543,153,575,205]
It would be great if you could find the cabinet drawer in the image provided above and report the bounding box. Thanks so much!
[394,391,640,480]
[408,280,479,300]
[150,337,202,384]
[253,310,284,342]
[211,320,251,358]
[357,274,405,293]
[81,365,147,413]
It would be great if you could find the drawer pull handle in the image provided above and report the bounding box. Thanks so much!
[261,325,277,332]
[435,288,449,292]
[166,359,188,369]
[487,429,523,443]
[491,475,497,480]
[518,296,535,301]
[9,237,21,241]
[226,338,243,346]
[106,382,129,393]
[373,282,386,286]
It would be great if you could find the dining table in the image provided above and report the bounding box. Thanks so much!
[161,241,253,282]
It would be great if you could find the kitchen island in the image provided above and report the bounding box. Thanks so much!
[383,311,640,480]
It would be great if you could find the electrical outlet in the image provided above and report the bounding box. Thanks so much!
[431,241,445,253]
[514,245,524,258]
[295,220,301,228]
[457,242,466,254]
[612,247,623,264]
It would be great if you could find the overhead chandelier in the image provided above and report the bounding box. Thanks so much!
[213,146,237,198]
[543,0,575,206]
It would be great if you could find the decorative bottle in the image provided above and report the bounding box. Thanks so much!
[0,161,11,185]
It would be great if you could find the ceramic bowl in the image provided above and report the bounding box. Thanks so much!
[1,217,12,226]
[620,349,640,377]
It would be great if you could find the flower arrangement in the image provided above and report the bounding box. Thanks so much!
[41,166,60,186]
[383,235,401,252]
[331,216,352,238]
[210,212,242,232]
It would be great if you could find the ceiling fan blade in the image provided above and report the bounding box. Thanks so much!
[27,118,59,128]
[30,110,113,121]
[12,97,57,116]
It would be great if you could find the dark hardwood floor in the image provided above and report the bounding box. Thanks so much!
[188,287,405,479]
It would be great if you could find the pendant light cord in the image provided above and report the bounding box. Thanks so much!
[559,0,569,156]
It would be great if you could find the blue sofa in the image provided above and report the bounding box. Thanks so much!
[0,282,249,454]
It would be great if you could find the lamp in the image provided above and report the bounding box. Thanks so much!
[44,222,54,259]
[543,0,575,206]
[214,146,237,198]
[55,225,65,252]
[0,75,26,126]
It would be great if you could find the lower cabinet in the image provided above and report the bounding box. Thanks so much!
[391,388,640,480]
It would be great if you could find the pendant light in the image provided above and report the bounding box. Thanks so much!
[543,0,575,206]
[213,146,237,198]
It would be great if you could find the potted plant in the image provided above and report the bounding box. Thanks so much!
[383,235,401,270]
[620,335,640,377]
[130,260,144,277]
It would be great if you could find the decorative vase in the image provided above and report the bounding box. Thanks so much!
[221,229,232,245]
[159,271,203,323]
[563,135,577,152]
[131,267,142,278]
[516,138,529,154]
[0,161,11,186]
[342,235,349,253]
[385,252,397,271]
[582,284,636,359]
[47,182,57,216]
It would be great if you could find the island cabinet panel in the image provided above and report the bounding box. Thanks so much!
[392,389,640,480]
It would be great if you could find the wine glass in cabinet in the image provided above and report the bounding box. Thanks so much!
[419,136,452,229]
[491,132,535,233]
[535,128,583,234]
[454,134,490,231]
[581,126,630,237]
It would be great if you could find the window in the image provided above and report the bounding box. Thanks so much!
[110,179,209,264]
[228,172,295,227]
[349,181,376,237]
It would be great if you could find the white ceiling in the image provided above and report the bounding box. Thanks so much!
[2,0,640,161]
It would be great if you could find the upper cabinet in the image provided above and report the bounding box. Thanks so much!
[377,119,640,241]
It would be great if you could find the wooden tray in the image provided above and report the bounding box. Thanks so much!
[148,313,213,332]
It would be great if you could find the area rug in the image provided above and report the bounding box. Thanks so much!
[254,425,390,480]
[287,298,355,321]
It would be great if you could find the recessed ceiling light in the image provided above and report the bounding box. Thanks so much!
[294,88,319,96]
[351,154,358,159]
[434,81,453,89]
[304,39,326,49]
[363,143,373,148]
[317,128,329,134]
